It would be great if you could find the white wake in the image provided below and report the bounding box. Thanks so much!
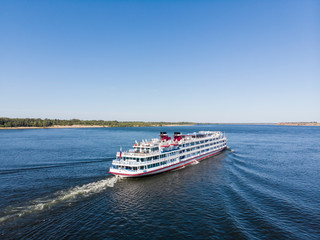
[191,160,199,165]
[0,176,119,224]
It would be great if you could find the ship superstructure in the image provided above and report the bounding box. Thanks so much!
[109,131,227,177]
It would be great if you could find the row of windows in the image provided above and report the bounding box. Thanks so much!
[121,152,178,161]
[182,137,221,147]
[181,145,223,160]
[181,142,226,160]
[115,158,177,171]
[145,158,177,169]
[181,140,226,153]
[135,147,159,153]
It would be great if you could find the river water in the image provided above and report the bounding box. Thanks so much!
[0,125,319,239]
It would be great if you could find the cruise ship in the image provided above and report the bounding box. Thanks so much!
[109,131,227,177]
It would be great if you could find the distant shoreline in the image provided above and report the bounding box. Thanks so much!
[1,120,319,130]
[0,125,107,130]
[0,118,197,129]
[276,122,320,126]
[0,124,195,130]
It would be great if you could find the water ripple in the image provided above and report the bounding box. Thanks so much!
[0,158,113,175]
[0,176,119,224]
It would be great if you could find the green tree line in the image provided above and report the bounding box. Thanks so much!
[0,118,195,128]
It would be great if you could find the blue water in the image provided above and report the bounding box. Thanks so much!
[0,125,319,239]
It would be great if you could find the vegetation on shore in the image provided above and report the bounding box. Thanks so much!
[0,117,195,128]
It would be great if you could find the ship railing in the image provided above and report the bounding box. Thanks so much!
[112,156,179,166]
[110,159,180,173]
[109,167,146,174]
[123,151,159,157]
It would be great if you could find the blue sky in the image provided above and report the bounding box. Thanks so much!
[1,0,319,123]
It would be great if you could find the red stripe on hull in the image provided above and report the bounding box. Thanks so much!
[109,146,226,177]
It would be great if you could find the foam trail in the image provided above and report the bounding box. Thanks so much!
[227,147,235,153]
[0,176,119,224]
[172,166,185,171]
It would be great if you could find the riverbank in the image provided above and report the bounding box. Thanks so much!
[0,118,196,129]
[0,124,195,130]
[0,125,107,130]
